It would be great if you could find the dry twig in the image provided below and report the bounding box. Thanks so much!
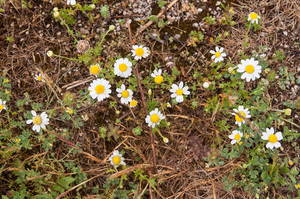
[134,0,180,36]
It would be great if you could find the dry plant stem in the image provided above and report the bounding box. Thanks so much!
[46,129,81,151]
[134,0,180,36]
[135,65,158,175]
[62,76,94,90]
[108,164,152,179]
[128,19,158,176]
[46,129,102,162]
[127,21,133,47]
[111,14,143,18]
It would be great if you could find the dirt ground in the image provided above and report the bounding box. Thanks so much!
[1,0,300,198]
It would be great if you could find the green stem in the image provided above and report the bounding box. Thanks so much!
[270,148,277,177]
[242,22,251,56]
[59,16,78,43]
[53,54,76,61]
[98,29,111,47]
[246,106,284,113]
[280,117,300,128]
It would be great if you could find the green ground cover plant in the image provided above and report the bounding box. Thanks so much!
[1,0,300,198]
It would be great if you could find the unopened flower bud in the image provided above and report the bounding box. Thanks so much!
[228,67,234,73]
[89,4,95,9]
[47,51,54,57]
[109,25,115,31]
[54,11,60,18]
[203,82,210,88]
[284,108,291,116]
[163,137,169,143]
[148,89,152,95]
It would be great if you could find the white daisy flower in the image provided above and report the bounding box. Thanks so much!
[145,108,165,128]
[261,127,283,149]
[210,47,226,63]
[229,130,243,145]
[47,51,54,57]
[167,103,171,108]
[117,84,133,105]
[88,78,111,102]
[129,99,138,108]
[237,58,262,82]
[89,64,101,76]
[248,12,261,24]
[232,106,251,126]
[108,150,126,167]
[114,58,133,78]
[0,99,7,112]
[67,0,76,6]
[131,45,149,60]
[151,69,163,84]
[26,111,49,132]
[170,81,190,103]
[35,73,45,82]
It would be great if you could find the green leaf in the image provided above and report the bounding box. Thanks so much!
[271,177,279,183]
[58,176,76,189]
[149,15,158,22]
[132,126,142,136]
[261,171,268,181]
[288,174,296,183]
[279,167,289,174]
[135,156,140,161]
[244,142,251,148]
[283,126,289,134]
[290,167,299,175]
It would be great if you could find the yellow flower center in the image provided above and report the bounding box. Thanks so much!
[235,111,246,122]
[37,76,42,81]
[130,100,137,107]
[176,89,183,96]
[268,134,277,143]
[0,105,3,110]
[150,114,160,123]
[234,134,241,141]
[112,156,121,165]
[90,65,101,75]
[245,65,254,74]
[95,85,105,94]
[135,48,144,56]
[154,75,163,84]
[33,116,42,125]
[119,63,127,72]
[121,90,129,98]
[215,52,221,58]
[250,12,258,20]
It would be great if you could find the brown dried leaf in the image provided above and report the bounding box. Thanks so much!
[185,133,212,163]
